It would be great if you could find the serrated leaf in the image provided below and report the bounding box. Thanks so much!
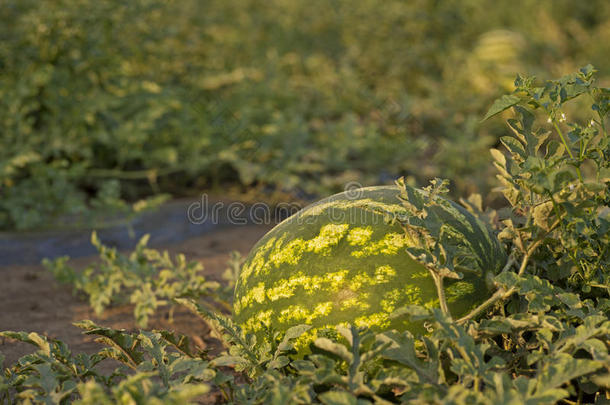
[537,353,602,392]
[314,338,353,363]
[378,331,439,385]
[495,271,520,288]
[211,355,248,367]
[390,305,432,321]
[336,325,354,347]
[500,137,526,159]
[73,321,143,367]
[556,293,580,308]
[33,363,58,394]
[545,140,564,160]
[277,324,311,352]
[0,331,38,346]
[482,95,521,121]
[267,355,290,370]
[490,148,506,167]
[532,201,554,231]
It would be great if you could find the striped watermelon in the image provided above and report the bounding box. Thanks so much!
[233,186,505,343]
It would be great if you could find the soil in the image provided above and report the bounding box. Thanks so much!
[0,224,271,402]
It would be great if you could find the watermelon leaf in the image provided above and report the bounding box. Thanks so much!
[482,95,521,121]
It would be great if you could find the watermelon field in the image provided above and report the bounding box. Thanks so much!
[1,1,609,404]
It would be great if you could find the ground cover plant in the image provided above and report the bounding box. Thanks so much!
[1,0,610,229]
[42,232,229,328]
[2,69,609,404]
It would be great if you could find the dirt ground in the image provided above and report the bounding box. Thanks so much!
[0,224,271,396]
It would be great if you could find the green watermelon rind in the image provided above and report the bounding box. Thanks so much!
[234,186,506,343]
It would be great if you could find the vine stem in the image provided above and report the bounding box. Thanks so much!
[456,214,563,326]
[456,238,545,325]
[430,271,450,317]
[551,119,584,182]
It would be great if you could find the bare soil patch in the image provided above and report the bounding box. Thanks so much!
[0,225,270,385]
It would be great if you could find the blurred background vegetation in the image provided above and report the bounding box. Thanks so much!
[1,0,609,230]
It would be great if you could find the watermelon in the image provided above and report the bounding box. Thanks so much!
[233,186,505,342]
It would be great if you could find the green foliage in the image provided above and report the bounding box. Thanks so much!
[43,232,222,328]
[487,64,609,293]
[2,303,608,403]
[74,375,209,405]
[0,322,214,404]
[2,67,609,403]
[2,0,610,229]
[177,293,608,404]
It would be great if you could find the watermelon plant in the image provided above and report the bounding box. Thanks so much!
[0,322,217,404]
[1,67,608,404]
[43,232,224,328]
[2,0,610,230]
[233,184,506,344]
